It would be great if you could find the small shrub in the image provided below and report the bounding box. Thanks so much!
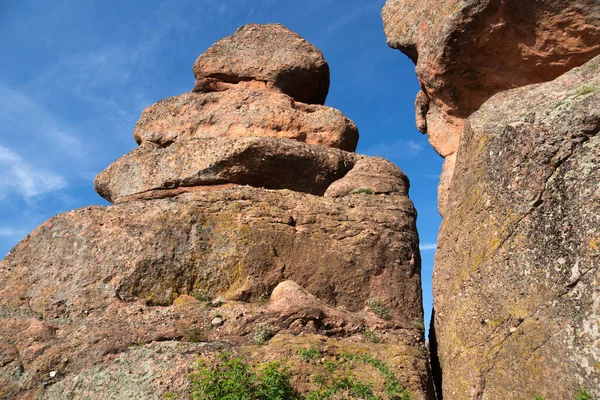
[364,331,381,344]
[193,290,211,302]
[367,298,391,320]
[413,321,425,331]
[251,324,274,345]
[574,388,591,400]
[350,187,375,195]
[589,62,598,70]
[189,354,299,400]
[532,396,545,400]
[299,345,321,361]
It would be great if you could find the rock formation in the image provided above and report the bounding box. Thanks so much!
[382,0,600,214]
[0,24,431,399]
[383,1,600,398]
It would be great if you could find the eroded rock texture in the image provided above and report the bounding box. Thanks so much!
[382,0,600,215]
[193,23,329,105]
[0,24,431,399]
[433,56,599,399]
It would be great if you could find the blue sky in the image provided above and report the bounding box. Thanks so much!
[0,0,442,327]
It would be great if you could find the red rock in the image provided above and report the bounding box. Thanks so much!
[94,136,358,203]
[382,0,600,208]
[324,157,409,198]
[133,89,358,151]
[193,24,329,105]
[0,186,427,398]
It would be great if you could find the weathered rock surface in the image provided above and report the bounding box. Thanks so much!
[383,0,600,220]
[0,23,433,399]
[382,0,600,156]
[193,23,329,105]
[133,89,358,151]
[432,56,600,399]
[0,186,428,398]
[324,157,409,198]
[95,136,359,203]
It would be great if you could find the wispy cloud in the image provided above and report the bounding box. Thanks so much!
[419,242,437,251]
[0,83,88,161]
[0,226,28,238]
[0,145,67,200]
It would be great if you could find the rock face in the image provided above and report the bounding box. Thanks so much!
[431,56,600,399]
[383,0,600,398]
[193,23,330,105]
[0,25,431,399]
[382,0,600,215]
[133,89,358,151]
[95,136,358,203]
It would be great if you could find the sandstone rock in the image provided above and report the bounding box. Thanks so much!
[324,157,409,198]
[95,136,358,203]
[382,0,600,157]
[431,56,600,399]
[193,24,329,105]
[0,186,427,398]
[133,89,358,151]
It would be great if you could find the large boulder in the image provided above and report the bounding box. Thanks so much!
[382,0,600,157]
[193,24,330,105]
[0,186,430,399]
[431,56,600,399]
[382,0,600,219]
[95,136,359,203]
[133,89,358,151]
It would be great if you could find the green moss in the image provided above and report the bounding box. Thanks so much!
[574,388,592,400]
[574,85,596,97]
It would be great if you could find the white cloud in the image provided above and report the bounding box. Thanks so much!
[0,84,87,161]
[0,145,67,200]
[419,242,437,251]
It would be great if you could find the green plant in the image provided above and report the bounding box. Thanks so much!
[189,354,299,400]
[364,331,381,344]
[323,360,337,373]
[350,187,375,195]
[193,289,211,302]
[163,392,180,399]
[589,62,598,70]
[338,352,409,399]
[299,345,321,361]
[574,388,591,400]
[189,348,412,400]
[532,396,544,400]
[251,324,274,345]
[367,298,391,320]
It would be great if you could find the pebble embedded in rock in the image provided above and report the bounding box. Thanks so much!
[211,317,224,327]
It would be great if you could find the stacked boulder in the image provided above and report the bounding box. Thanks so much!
[0,24,432,399]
